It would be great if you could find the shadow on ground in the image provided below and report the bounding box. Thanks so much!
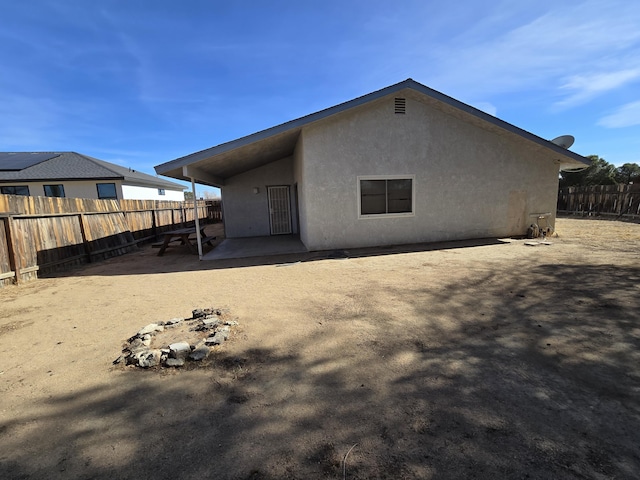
[42,235,507,279]
[2,261,639,479]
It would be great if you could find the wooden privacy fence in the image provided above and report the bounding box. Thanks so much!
[557,184,640,220]
[0,195,222,286]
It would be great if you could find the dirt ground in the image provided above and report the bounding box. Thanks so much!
[1,217,639,479]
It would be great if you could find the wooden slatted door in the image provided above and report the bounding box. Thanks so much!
[267,186,292,235]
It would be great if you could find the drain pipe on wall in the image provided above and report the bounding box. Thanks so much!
[190,176,203,260]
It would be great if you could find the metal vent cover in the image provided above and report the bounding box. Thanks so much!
[394,97,406,114]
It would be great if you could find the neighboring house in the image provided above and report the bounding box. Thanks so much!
[155,79,589,251]
[0,152,185,201]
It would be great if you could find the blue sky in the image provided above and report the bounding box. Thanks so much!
[1,0,639,195]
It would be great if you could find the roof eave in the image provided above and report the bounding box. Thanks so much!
[122,174,186,190]
[404,81,591,167]
[0,175,123,183]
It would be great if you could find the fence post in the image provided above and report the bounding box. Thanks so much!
[3,215,21,284]
[78,213,92,262]
[152,206,157,239]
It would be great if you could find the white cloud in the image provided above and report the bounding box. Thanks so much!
[555,69,640,109]
[416,0,640,106]
[598,101,640,128]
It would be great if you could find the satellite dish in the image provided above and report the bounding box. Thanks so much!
[551,135,575,149]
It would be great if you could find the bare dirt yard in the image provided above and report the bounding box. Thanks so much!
[1,217,639,479]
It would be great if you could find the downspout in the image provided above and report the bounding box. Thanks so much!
[190,176,203,260]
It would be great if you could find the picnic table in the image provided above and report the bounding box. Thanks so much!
[156,227,216,256]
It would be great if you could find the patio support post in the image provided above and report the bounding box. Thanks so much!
[190,177,203,260]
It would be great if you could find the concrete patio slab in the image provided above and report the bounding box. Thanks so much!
[202,235,307,260]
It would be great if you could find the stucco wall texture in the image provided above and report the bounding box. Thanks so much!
[223,90,560,251]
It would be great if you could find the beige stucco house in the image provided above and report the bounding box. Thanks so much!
[0,152,185,201]
[155,79,589,251]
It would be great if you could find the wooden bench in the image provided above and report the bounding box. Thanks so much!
[156,227,217,256]
[152,238,183,248]
[157,227,201,256]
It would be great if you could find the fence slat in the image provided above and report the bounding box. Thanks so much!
[0,195,222,285]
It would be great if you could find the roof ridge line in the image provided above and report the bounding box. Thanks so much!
[76,152,126,179]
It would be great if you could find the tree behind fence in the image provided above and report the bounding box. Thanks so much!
[0,194,222,286]
[557,184,640,219]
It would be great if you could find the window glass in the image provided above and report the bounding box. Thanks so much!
[97,183,117,199]
[158,188,166,196]
[0,185,30,196]
[387,179,412,213]
[360,180,387,215]
[359,178,413,215]
[44,184,65,198]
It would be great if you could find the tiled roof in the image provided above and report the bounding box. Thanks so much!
[0,152,184,189]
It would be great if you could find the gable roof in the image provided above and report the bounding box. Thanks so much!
[0,152,185,190]
[155,79,590,187]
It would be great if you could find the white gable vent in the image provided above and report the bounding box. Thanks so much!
[394,97,406,114]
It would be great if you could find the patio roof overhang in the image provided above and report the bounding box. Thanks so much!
[162,127,303,188]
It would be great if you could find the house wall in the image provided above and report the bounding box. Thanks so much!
[0,180,183,201]
[298,92,560,250]
[1,180,125,200]
[121,184,184,201]
[222,156,296,238]
[293,134,308,246]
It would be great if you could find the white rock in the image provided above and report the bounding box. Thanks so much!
[138,323,164,336]
[135,349,161,368]
[169,341,191,359]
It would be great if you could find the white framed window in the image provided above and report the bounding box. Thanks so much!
[158,188,166,196]
[357,175,415,218]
